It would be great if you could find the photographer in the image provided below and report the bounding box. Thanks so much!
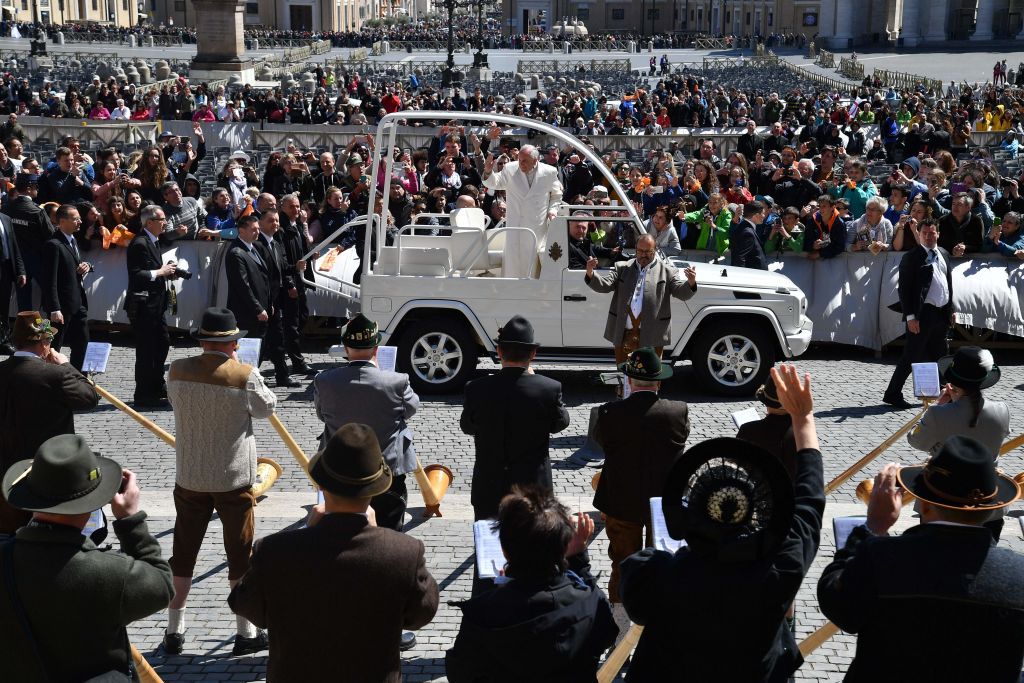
[37,147,93,205]
[159,180,206,243]
[125,205,183,407]
[270,153,310,199]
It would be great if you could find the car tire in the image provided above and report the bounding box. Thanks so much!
[689,321,774,397]
[397,317,478,395]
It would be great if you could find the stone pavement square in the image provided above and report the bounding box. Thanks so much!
[69,336,1024,682]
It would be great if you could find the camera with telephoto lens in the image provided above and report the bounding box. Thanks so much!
[167,261,192,280]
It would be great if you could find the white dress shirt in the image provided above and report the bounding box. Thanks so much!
[923,246,950,309]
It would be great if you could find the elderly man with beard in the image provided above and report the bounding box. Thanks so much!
[482,144,564,278]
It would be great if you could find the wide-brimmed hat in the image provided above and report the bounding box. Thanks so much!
[897,435,1019,511]
[309,424,392,498]
[342,313,380,349]
[3,435,122,515]
[619,347,673,381]
[493,314,539,348]
[937,346,1000,390]
[192,307,247,343]
[754,370,782,409]
[11,311,57,347]
[229,150,250,163]
[661,437,794,562]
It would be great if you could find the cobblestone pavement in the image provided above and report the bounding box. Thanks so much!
[71,335,1024,682]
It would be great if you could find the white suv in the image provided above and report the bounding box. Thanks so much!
[306,112,812,396]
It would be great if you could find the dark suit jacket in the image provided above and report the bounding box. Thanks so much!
[225,238,272,328]
[593,392,689,523]
[736,413,797,481]
[124,231,168,318]
[0,354,99,533]
[730,218,769,270]
[620,449,825,683]
[818,523,1024,682]
[255,232,287,297]
[460,367,571,518]
[1,212,25,279]
[228,513,439,683]
[0,513,173,682]
[894,245,953,320]
[41,233,87,316]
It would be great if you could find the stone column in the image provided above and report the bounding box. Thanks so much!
[190,0,253,81]
[973,0,996,40]
[900,0,921,46]
[992,0,1011,37]
[818,0,837,43]
[831,0,856,48]
[923,0,949,43]
[869,0,889,39]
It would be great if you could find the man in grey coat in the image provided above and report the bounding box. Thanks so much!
[314,313,420,532]
[585,233,697,364]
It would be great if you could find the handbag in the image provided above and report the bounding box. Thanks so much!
[2,540,134,683]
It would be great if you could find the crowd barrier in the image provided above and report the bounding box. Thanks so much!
[873,68,943,94]
[9,238,1017,350]
[515,59,632,75]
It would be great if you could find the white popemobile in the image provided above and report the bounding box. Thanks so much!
[303,111,813,396]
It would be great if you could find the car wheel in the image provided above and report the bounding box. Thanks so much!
[690,321,774,396]
[397,317,478,395]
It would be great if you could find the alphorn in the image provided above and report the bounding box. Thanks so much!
[1000,433,1024,456]
[600,399,932,680]
[131,644,164,683]
[596,623,643,683]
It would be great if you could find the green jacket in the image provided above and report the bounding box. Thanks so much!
[763,229,804,254]
[828,178,877,219]
[0,512,173,682]
[683,208,733,256]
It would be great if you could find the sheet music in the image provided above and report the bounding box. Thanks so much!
[236,338,262,367]
[622,374,632,399]
[649,497,687,553]
[912,362,940,398]
[376,345,398,373]
[82,342,112,375]
[82,509,105,538]
[731,407,761,429]
[833,516,867,549]
[474,519,506,579]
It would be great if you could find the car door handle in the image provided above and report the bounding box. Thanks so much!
[564,294,587,302]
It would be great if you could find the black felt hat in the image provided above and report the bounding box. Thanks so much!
[755,370,782,409]
[661,437,794,562]
[897,435,1019,511]
[342,313,381,349]
[309,423,393,498]
[493,315,540,348]
[3,435,122,515]
[937,346,1001,390]
[192,307,247,343]
[619,347,673,381]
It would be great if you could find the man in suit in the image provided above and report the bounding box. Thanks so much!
[730,200,770,270]
[585,233,697,365]
[253,209,298,388]
[883,219,953,407]
[460,314,571,521]
[594,347,688,630]
[42,204,90,370]
[125,205,180,407]
[228,424,439,682]
[818,438,1024,681]
[277,193,311,374]
[225,214,283,385]
[0,211,25,353]
[314,314,420,532]
[0,311,98,533]
[481,144,564,277]
[0,435,173,680]
[736,120,764,160]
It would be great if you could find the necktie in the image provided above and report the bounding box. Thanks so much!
[0,219,7,261]
[930,249,938,264]
[250,246,264,268]
[69,236,80,261]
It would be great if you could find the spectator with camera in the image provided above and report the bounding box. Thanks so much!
[160,180,206,242]
[38,147,93,205]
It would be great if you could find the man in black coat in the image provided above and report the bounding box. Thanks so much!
[883,219,953,407]
[42,204,90,370]
[818,438,1024,682]
[36,147,93,205]
[6,174,54,312]
[736,371,797,480]
[253,210,299,388]
[730,200,769,270]
[226,214,274,354]
[125,205,181,406]
[620,365,824,682]
[567,213,622,269]
[277,194,311,374]
[736,120,765,160]
[0,212,25,352]
[460,315,571,521]
[0,311,98,533]
[594,347,688,613]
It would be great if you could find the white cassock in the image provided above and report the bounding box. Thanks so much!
[482,161,563,277]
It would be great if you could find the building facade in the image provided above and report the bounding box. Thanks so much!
[3,0,141,27]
